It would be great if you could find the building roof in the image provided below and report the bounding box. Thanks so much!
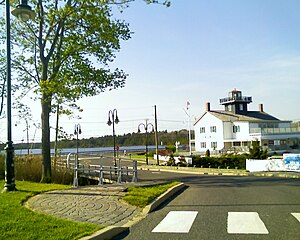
[194,110,289,125]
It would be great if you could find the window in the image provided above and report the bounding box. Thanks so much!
[225,105,232,111]
[200,127,205,133]
[233,142,241,146]
[200,142,206,148]
[210,126,216,132]
[239,104,243,111]
[211,142,217,148]
[233,125,240,133]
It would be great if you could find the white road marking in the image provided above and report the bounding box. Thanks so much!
[227,212,269,234]
[291,213,300,222]
[152,211,198,233]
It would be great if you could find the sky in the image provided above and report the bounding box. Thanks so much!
[1,0,300,143]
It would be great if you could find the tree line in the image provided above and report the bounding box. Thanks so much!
[7,129,193,150]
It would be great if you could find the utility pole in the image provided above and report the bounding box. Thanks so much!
[154,105,159,165]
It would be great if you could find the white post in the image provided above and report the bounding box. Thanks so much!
[117,158,122,183]
[98,156,104,185]
[132,160,138,182]
[73,154,78,188]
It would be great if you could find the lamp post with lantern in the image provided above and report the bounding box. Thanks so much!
[107,109,119,169]
[73,123,81,188]
[2,0,35,192]
[138,119,154,165]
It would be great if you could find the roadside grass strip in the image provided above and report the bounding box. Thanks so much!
[227,212,269,234]
[152,211,198,233]
[122,182,179,207]
[0,180,101,240]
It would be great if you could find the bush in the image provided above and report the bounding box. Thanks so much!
[166,155,176,166]
[165,145,176,153]
[249,141,268,159]
[147,151,154,157]
[192,154,247,169]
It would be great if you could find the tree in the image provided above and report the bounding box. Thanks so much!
[249,141,268,159]
[0,0,170,183]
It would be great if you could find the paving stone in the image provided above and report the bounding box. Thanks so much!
[26,186,141,226]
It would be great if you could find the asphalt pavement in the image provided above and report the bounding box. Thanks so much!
[117,175,300,240]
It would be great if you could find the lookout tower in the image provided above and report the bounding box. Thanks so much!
[219,89,252,114]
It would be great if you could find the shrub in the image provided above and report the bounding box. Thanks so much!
[249,141,268,159]
[192,155,246,169]
[205,149,210,157]
[165,145,176,153]
[147,151,154,157]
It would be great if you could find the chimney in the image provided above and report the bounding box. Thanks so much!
[259,104,263,112]
[206,102,211,112]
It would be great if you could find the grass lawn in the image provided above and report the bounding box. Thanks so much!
[0,180,101,240]
[122,182,180,207]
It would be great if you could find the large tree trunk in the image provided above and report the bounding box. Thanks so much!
[40,92,52,183]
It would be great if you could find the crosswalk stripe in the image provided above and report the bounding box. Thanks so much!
[227,212,269,234]
[151,211,298,235]
[291,213,300,222]
[152,211,198,233]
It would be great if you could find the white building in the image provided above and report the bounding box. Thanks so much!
[194,89,300,154]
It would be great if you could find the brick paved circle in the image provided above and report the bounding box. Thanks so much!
[26,187,141,226]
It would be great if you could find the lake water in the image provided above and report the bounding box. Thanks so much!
[13,145,165,156]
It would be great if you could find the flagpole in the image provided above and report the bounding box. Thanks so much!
[188,103,192,155]
[184,101,192,156]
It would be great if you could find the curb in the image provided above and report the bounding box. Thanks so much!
[141,167,300,179]
[80,182,186,240]
[80,226,127,240]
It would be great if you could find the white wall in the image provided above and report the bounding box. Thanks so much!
[223,121,250,141]
[246,159,286,172]
[234,122,249,141]
[194,112,224,151]
[223,121,232,140]
[246,155,300,172]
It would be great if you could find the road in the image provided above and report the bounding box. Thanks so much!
[115,171,300,240]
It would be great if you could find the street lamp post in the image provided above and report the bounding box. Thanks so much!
[73,124,81,188]
[107,109,119,169]
[2,0,35,192]
[138,119,154,165]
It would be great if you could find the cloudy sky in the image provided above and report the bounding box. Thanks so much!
[1,0,300,143]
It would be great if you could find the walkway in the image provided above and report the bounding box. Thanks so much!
[26,185,141,227]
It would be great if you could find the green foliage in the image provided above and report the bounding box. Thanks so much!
[3,0,133,183]
[0,180,101,239]
[249,141,268,159]
[166,155,175,166]
[165,145,176,153]
[1,0,172,182]
[123,182,179,207]
[192,154,247,169]
[11,130,191,149]
[205,149,210,157]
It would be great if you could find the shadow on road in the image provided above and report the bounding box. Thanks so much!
[137,170,300,188]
